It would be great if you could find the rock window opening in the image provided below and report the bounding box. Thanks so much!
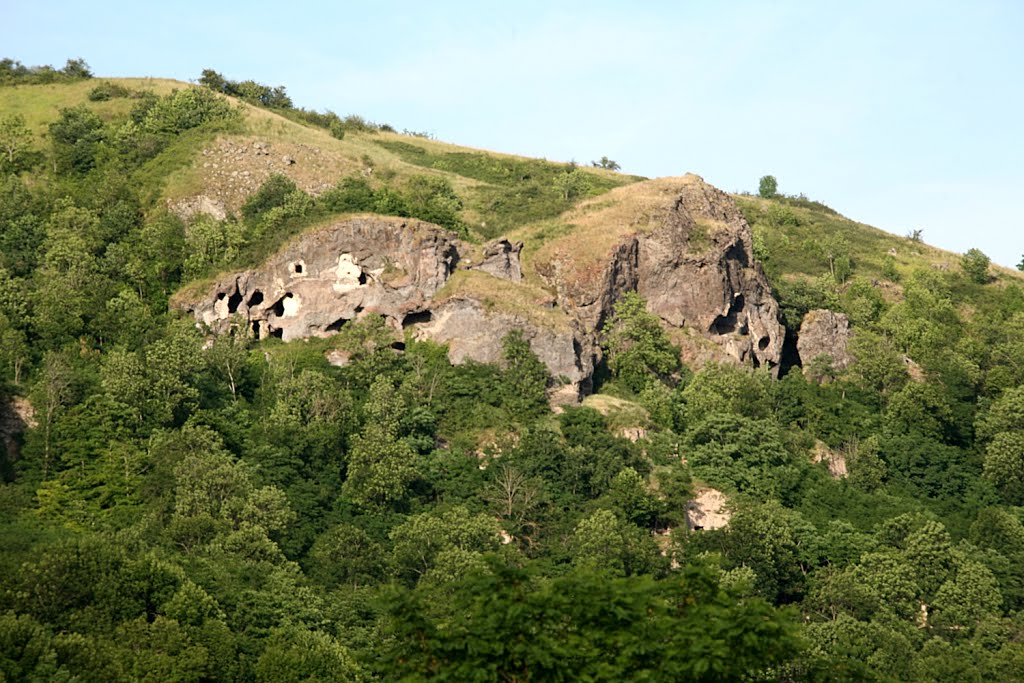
[247,290,264,307]
[227,289,243,314]
[269,293,293,317]
[294,263,303,274]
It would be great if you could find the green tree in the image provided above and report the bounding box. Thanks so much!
[961,248,991,284]
[499,329,549,419]
[603,291,680,393]
[0,114,33,172]
[48,105,105,174]
[591,156,621,171]
[553,168,589,201]
[254,627,364,682]
[341,377,418,509]
[377,562,800,681]
[758,175,778,198]
[389,506,500,584]
[571,508,660,577]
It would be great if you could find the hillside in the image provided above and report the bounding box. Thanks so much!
[3,68,1024,681]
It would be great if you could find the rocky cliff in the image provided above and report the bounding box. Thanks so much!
[176,176,785,401]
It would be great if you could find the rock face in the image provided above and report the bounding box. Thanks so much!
[471,239,523,282]
[177,175,786,401]
[0,396,35,464]
[686,488,730,531]
[797,309,854,372]
[536,176,785,370]
[413,299,589,405]
[182,217,458,342]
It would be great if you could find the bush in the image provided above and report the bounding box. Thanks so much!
[961,248,991,284]
[759,175,778,198]
[141,88,238,135]
[87,81,131,101]
[241,174,298,222]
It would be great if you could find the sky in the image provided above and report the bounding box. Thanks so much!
[4,0,1022,266]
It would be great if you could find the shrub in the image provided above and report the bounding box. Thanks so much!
[759,175,778,198]
[87,81,131,101]
[961,248,991,284]
[241,174,298,222]
[141,88,238,135]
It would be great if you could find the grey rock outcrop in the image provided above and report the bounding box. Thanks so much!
[471,238,523,282]
[536,177,785,370]
[0,396,35,463]
[411,299,589,405]
[797,309,854,372]
[182,216,458,341]
[177,175,786,402]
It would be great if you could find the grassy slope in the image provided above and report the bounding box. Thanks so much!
[736,194,1023,290]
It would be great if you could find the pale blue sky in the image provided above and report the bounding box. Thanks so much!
[4,1,1022,266]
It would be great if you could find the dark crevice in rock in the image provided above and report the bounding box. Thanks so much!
[358,272,368,285]
[269,327,284,339]
[391,341,406,351]
[247,290,264,307]
[227,287,243,314]
[251,320,261,340]
[777,326,802,378]
[402,310,433,328]
[711,294,746,335]
[269,293,292,318]
[325,317,348,333]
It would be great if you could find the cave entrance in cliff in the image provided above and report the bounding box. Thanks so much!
[227,288,243,314]
[711,294,746,335]
[325,317,348,333]
[269,293,293,317]
[247,290,264,307]
[251,320,261,340]
[401,310,432,328]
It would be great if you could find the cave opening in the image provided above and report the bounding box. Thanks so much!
[325,317,348,333]
[401,310,433,328]
[227,288,243,314]
[269,293,293,317]
[247,290,264,307]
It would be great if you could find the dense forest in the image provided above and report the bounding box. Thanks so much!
[2,61,1024,682]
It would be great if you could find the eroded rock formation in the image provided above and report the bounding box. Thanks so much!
[797,309,854,372]
[0,396,36,464]
[176,176,786,401]
[183,217,458,342]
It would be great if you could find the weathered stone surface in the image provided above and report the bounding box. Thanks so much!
[471,238,523,282]
[797,309,854,372]
[177,175,786,402]
[180,216,458,341]
[686,488,730,531]
[812,440,848,479]
[410,298,590,405]
[0,396,35,463]
[536,176,785,370]
[637,181,783,369]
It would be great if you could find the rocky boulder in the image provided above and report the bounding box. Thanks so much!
[797,309,854,373]
[469,238,523,282]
